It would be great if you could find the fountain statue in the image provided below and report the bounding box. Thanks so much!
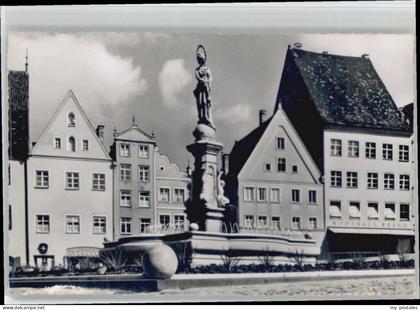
[193,45,215,129]
[185,45,230,232]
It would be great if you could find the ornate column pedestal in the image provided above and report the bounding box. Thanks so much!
[185,124,229,233]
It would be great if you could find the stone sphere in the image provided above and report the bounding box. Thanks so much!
[189,223,199,231]
[143,244,178,279]
[193,123,216,141]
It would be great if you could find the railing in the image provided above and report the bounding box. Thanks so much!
[140,223,309,240]
[223,223,309,239]
[142,224,188,235]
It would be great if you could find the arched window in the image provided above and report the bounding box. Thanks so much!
[68,113,75,127]
[68,136,76,152]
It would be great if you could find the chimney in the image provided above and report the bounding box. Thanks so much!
[259,109,267,125]
[222,153,229,174]
[96,125,105,143]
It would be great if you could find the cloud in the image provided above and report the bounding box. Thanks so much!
[7,32,148,139]
[213,103,252,123]
[143,32,172,45]
[158,58,192,107]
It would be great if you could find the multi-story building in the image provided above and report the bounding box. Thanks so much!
[225,107,325,238]
[27,90,113,267]
[7,66,30,265]
[110,121,190,240]
[276,45,415,254]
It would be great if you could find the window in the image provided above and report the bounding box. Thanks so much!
[399,145,409,162]
[82,140,89,151]
[330,139,342,156]
[159,214,171,226]
[244,186,255,201]
[346,172,358,188]
[348,141,359,157]
[276,137,285,150]
[93,216,106,234]
[140,218,151,233]
[365,142,376,159]
[68,112,75,127]
[139,191,150,208]
[9,205,12,230]
[120,143,130,157]
[120,164,131,181]
[330,171,342,187]
[54,138,61,149]
[244,215,254,228]
[309,190,317,204]
[68,136,76,152]
[138,145,149,158]
[329,201,342,218]
[384,173,395,190]
[291,217,301,230]
[257,216,268,228]
[120,217,132,234]
[66,215,80,234]
[36,215,50,233]
[400,204,410,221]
[159,188,170,202]
[92,173,105,191]
[367,203,379,219]
[399,175,410,190]
[292,165,298,173]
[257,187,267,202]
[264,163,272,172]
[138,165,150,182]
[174,215,186,230]
[277,158,286,172]
[367,173,378,189]
[120,190,131,207]
[348,201,361,219]
[174,188,186,203]
[66,172,79,189]
[384,204,396,220]
[35,170,49,188]
[271,216,280,229]
[308,217,317,230]
[382,144,393,160]
[270,188,280,202]
[291,189,300,203]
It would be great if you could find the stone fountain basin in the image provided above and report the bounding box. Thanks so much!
[103,231,322,278]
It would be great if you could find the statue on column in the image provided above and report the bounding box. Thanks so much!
[193,45,215,129]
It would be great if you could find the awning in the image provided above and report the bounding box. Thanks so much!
[348,204,361,218]
[66,247,100,258]
[329,227,414,236]
[367,206,379,219]
[384,208,396,220]
[329,204,342,218]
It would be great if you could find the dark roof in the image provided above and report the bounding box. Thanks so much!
[400,103,414,130]
[227,116,273,178]
[286,47,411,132]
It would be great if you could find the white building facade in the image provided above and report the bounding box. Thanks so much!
[27,90,113,267]
[324,129,415,253]
[111,122,190,240]
[226,108,325,239]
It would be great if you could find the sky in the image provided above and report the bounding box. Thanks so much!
[7,33,415,169]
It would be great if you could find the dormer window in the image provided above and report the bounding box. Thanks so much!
[68,136,76,152]
[68,113,75,127]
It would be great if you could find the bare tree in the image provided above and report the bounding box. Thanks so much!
[258,246,275,272]
[220,255,241,272]
[99,248,127,272]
